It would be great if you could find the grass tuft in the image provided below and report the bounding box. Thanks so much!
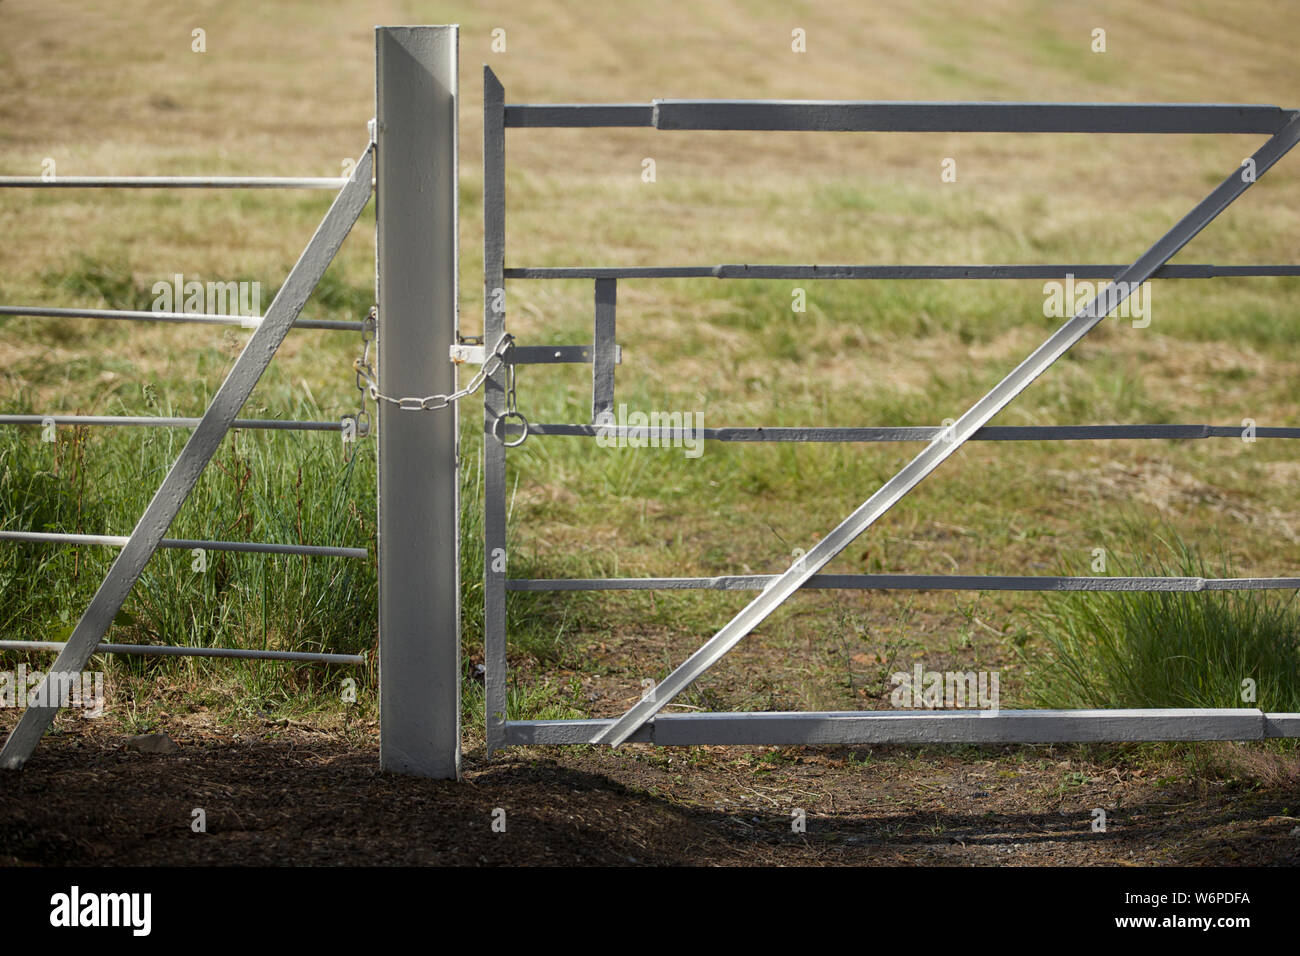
[1025,527,1300,713]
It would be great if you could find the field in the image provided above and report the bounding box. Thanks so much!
[2,0,1299,867]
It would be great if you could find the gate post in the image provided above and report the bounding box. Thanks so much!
[375,25,461,778]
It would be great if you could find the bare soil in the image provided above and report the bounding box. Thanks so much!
[2,715,1297,867]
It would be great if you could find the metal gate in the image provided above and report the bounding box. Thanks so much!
[481,73,1300,751]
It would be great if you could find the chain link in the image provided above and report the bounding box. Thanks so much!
[349,306,378,434]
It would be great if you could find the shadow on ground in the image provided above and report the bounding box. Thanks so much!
[1,723,1296,866]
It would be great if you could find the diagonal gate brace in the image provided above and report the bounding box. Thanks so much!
[0,148,375,770]
[593,110,1300,747]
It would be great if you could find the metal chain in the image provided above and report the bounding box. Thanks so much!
[353,316,517,414]
[340,306,376,463]
[505,360,518,414]
[347,306,377,438]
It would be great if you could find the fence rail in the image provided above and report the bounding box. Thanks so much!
[504,101,1295,132]
[511,423,1300,442]
[505,263,1300,279]
[0,530,366,559]
[0,176,348,189]
[506,709,1300,746]
[507,574,1300,593]
[0,414,349,432]
[0,304,361,330]
[0,640,364,665]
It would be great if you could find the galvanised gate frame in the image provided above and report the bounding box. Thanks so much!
[483,69,1300,752]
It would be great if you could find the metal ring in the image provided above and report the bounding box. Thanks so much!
[492,410,529,447]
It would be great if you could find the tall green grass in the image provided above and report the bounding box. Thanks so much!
[1026,530,1300,712]
[0,389,378,714]
[0,401,588,724]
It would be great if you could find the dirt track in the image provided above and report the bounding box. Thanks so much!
[2,716,1297,866]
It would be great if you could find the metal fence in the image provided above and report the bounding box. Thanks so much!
[0,140,374,768]
[0,26,467,775]
[0,173,371,669]
[482,73,1300,751]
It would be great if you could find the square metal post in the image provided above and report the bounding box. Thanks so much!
[376,25,461,778]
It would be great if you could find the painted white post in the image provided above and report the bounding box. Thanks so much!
[375,25,461,778]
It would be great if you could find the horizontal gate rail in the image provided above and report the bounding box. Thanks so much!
[505,100,1293,133]
[512,423,1300,442]
[508,574,1300,593]
[0,176,348,189]
[0,304,360,330]
[507,709,1299,746]
[0,640,364,665]
[0,414,348,432]
[505,263,1300,280]
[0,530,366,559]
